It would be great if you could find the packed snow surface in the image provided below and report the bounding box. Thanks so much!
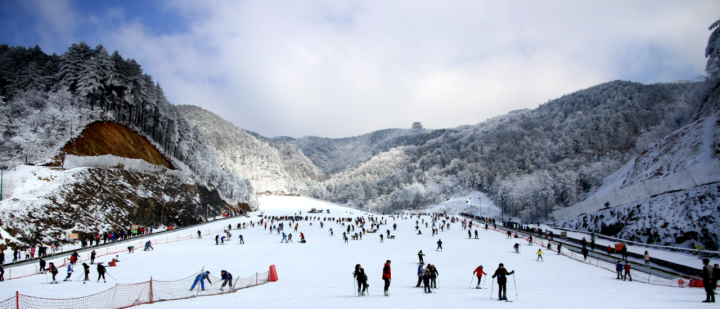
[0,196,707,308]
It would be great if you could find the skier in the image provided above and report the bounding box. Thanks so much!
[97,262,107,283]
[329,228,334,236]
[472,265,487,289]
[215,235,220,245]
[353,264,369,296]
[239,235,244,244]
[418,250,425,264]
[429,264,439,288]
[220,270,233,291]
[491,263,515,301]
[91,250,96,264]
[49,262,59,283]
[615,260,623,279]
[197,230,202,239]
[39,257,46,272]
[513,243,520,254]
[380,234,384,242]
[144,241,154,251]
[281,233,288,243]
[536,249,544,261]
[474,230,479,239]
[382,260,392,296]
[436,239,443,252]
[190,271,212,291]
[528,235,533,245]
[82,262,90,281]
[415,263,425,287]
[288,234,293,242]
[468,230,471,239]
[506,231,511,239]
[220,236,226,244]
[62,263,73,281]
[422,269,431,293]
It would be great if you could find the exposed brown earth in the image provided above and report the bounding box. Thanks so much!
[62,122,174,169]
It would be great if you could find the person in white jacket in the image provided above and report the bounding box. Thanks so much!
[63,263,74,281]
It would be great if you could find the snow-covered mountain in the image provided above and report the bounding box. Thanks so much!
[177,105,324,193]
[554,81,720,249]
[275,128,440,174]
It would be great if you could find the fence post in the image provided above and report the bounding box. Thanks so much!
[256,272,258,285]
[16,291,18,309]
[150,277,154,304]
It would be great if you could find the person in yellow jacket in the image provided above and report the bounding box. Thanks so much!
[536,249,544,262]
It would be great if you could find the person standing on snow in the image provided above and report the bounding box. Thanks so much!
[382,260,392,296]
[49,262,59,283]
[418,251,425,264]
[415,263,425,287]
[197,230,202,239]
[82,263,90,281]
[190,271,212,291]
[62,263,74,281]
[422,269,431,293]
[436,239,443,252]
[97,262,107,283]
[513,243,520,254]
[615,260,623,279]
[39,258,46,272]
[623,263,632,281]
[239,235,244,244]
[429,264,439,288]
[491,263,515,301]
[90,250,96,264]
[474,230,479,239]
[220,270,233,291]
[536,249,544,261]
[281,233,288,243]
[468,230,472,239]
[472,265,487,289]
[353,264,369,296]
[644,251,650,266]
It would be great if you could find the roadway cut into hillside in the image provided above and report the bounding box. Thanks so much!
[62,121,174,169]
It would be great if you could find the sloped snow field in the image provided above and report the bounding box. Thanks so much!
[0,196,706,308]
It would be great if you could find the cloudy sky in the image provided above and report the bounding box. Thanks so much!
[1,0,718,138]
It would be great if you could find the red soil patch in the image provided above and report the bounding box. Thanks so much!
[62,122,174,169]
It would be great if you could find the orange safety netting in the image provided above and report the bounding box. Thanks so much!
[2,267,272,309]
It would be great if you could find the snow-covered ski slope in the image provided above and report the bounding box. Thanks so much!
[0,196,705,308]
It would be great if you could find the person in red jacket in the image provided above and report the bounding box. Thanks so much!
[473,265,487,289]
[382,260,392,296]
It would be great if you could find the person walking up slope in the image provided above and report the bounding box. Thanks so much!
[492,263,515,301]
[473,265,487,289]
[382,260,392,296]
[415,263,425,287]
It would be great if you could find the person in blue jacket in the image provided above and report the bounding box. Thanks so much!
[190,271,212,291]
[615,261,623,279]
[281,232,288,243]
[415,263,425,287]
[220,270,233,291]
[437,239,443,252]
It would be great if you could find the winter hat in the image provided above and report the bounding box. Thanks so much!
[703,258,710,264]
[499,263,504,266]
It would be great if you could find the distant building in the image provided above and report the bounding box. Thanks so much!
[412,122,423,129]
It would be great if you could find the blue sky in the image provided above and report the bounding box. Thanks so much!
[1,0,719,138]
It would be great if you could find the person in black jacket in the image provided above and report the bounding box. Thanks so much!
[492,263,515,301]
[429,264,439,288]
[39,258,46,272]
[49,262,59,283]
[418,251,425,264]
[702,258,715,303]
[422,270,431,293]
[353,265,369,296]
[220,270,233,291]
[97,262,107,283]
[82,263,90,281]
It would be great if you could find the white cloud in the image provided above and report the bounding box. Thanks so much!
[39,0,720,137]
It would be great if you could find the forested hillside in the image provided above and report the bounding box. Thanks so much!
[177,105,323,193]
[305,80,700,220]
[0,43,253,204]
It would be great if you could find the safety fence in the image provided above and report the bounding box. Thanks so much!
[3,224,262,281]
[462,217,686,288]
[0,267,274,309]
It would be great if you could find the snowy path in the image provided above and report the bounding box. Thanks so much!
[0,196,707,308]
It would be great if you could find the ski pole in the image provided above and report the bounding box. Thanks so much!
[483,275,487,289]
[105,271,116,281]
[468,275,474,288]
[490,277,494,299]
[352,274,356,296]
[512,273,517,296]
